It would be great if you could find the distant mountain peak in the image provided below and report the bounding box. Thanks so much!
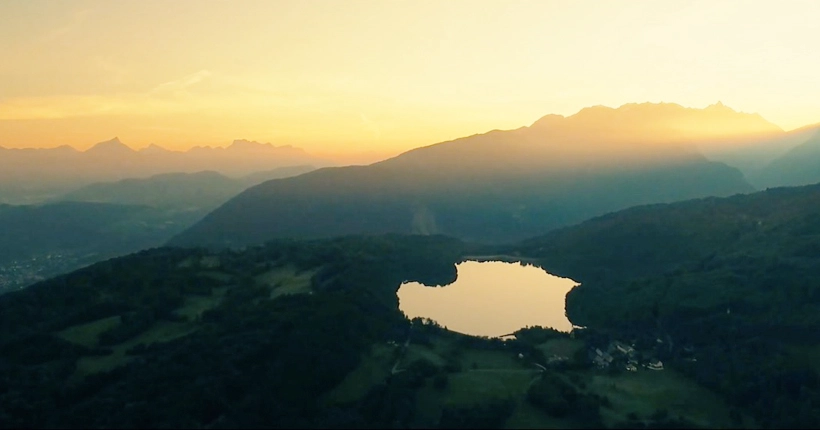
[87,137,134,153]
[530,114,565,128]
[705,101,734,111]
[53,145,79,153]
[228,139,300,152]
[229,139,272,150]
[140,143,170,154]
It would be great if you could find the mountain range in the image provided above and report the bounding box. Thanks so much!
[171,102,788,247]
[750,125,820,188]
[0,138,329,204]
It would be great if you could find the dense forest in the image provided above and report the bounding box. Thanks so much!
[0,235,467,428]
[513,182,820,428]
[2,183,820,428]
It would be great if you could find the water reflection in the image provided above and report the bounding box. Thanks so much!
[397,260,579,337]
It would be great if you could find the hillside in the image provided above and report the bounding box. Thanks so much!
[0,235,745,429]
[513,181,820,330]
[0,202,207,293]
[751,126,820,188]
[170,103,761,247]
[508,182,820,428]
[2,181,820,426]
[56,166,316,210]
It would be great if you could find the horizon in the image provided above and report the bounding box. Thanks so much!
[1,100,816,165]
[2,0,819,159]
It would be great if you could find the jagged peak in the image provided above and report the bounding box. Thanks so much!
[87,137,134,153]
[530,114,565,128]
[228,139,299,151]
[229,139,272,149]
[140,143,170,153]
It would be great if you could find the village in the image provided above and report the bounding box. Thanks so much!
[0,252,89,294]
[584,334,697,374]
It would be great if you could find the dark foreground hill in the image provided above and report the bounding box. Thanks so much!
[170,103,761,247]
[2,182,820,427]
[511,182,820,428]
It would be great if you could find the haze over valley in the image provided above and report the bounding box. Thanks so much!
[2,1,820,428]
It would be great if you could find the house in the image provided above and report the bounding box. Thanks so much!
[647,360,664,371]
[592,349,614,368]
[612,341,635,356]
[548,355,569,364]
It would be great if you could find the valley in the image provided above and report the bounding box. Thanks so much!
[2,181,819,428]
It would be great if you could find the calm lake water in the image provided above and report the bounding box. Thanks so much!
[397,260,579,337]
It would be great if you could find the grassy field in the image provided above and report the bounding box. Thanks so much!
[57,315,122,348]
[504,401,580,429]
[72,321,195,379]
[198,270,233,283]
[175,286,229,320]
[412,368,539,427]
[444,370,537,404]
[537,338,584,358]
[256,265,316,299]
[327,324,751,428]
[323,343,397,405]
[585,367,736,428]
[56,266,320,384]
[57,284,232,380]
[403,343,447,367]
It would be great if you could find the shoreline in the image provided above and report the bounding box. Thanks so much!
[459,254,540,264]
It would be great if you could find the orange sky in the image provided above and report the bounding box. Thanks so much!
[1,0,819,162]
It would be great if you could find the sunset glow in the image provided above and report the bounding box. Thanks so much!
[2,0,819,162]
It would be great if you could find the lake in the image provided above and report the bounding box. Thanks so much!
[397,260,579,338]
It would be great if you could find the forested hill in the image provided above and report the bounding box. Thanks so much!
[0,235,466,428]
[509,182,820,428]
[514,181,820,328]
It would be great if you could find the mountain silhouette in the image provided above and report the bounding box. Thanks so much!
[56,166,316,210]
[751,124,820,188]
[86,137,135,154]
[169,102,765,247]
[0,138,330,205]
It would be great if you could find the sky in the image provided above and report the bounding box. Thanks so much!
[1,0,819,162]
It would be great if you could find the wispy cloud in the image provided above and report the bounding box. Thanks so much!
[149,70,213,97]
[0,70,295,120]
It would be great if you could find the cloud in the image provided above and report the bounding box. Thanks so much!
[149,70,213,97]
[0,94,174,120]
[0,70,298,120]
[0,69,360,121]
